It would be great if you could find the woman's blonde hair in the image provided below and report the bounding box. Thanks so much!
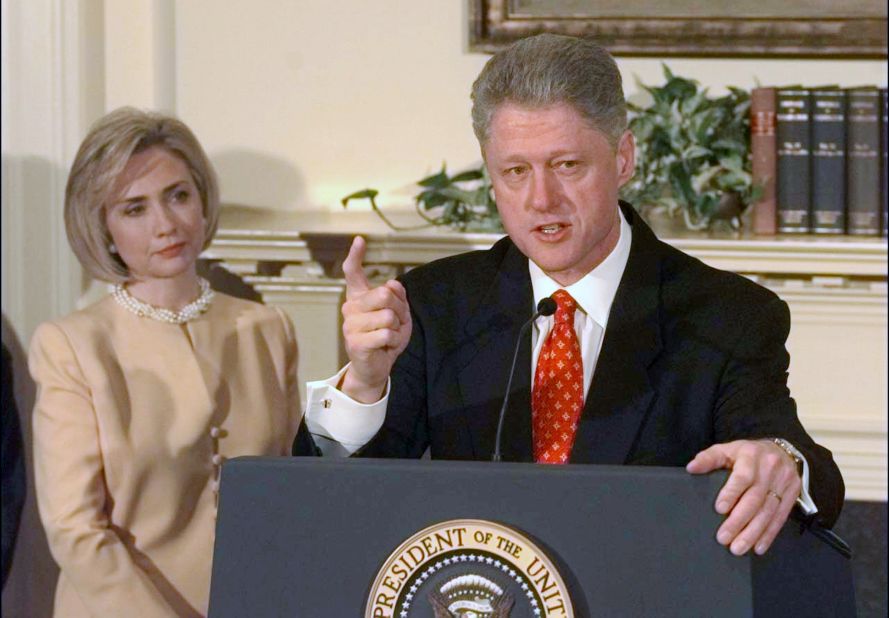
[64,107,220,282]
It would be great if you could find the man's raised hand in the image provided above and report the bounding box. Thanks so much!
[340,236,412,403]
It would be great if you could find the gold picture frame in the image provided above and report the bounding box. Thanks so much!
[469,0,888,58]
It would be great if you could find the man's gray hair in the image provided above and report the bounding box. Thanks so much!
[471,34,627,148]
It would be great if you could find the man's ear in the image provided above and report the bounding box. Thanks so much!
[615,130,636,188]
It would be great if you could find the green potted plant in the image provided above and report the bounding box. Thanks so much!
[620,65,760,230]
[345,65,758,233]
[341,164,502,232]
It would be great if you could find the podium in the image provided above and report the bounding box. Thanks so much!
[208,458,854,617]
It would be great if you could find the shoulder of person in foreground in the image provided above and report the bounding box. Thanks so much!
[657,241,844,527]
[1,342,26,588]
[398,235,522,317]
[658,237,781,317]
[31,296,120,349]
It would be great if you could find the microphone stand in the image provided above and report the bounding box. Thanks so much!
[492,297,557,462]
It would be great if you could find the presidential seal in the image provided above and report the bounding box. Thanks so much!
[366,519,572,618]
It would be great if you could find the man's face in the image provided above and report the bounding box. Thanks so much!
[483,102,635,286]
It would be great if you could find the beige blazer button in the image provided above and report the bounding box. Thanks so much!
[210,426,222,438]
[212,454,225,466]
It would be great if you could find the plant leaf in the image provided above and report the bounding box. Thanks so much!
[438,186,478,203]
[668,162,696,207]
[417,166,450,188]
[417,191,448,210]
[682,145,711,160]
[341,188,378,207]
[450,169,484,183]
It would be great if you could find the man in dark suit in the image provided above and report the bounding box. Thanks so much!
[298,34,843,557]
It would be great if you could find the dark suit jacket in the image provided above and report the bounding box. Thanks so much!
[299,203,844,527]
[2,342,25,587]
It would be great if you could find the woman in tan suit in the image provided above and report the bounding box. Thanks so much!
[29,108,301,617]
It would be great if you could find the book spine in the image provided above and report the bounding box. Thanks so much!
[811,90,846,234]
[846,88,881,236]
[750,87,777,235]
[882,88,888,237]
[776,89,812,233]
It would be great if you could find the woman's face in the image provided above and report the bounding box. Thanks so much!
[105,146,205,283]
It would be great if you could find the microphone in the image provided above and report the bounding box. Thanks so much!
[492,296,558,462]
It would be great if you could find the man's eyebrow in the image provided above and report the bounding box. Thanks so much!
[496,149,582,163]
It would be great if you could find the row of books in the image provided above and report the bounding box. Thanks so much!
[750,85,888,237]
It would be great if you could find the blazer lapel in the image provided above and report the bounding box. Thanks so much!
[456,242,536,462]
[570,206,664,464]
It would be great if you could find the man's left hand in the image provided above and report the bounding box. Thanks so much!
[686,439,801,556]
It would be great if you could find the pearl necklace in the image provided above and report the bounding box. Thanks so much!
[112,278,214,324]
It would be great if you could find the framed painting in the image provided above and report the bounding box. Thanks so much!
[469,0,888,58]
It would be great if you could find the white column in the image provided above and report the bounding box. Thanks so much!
[103,0,176,112]
[1,0,106,347]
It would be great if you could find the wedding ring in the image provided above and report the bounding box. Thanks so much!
[767,490,782,501]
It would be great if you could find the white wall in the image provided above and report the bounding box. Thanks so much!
[4,0,887,343]
[173,1,490,212]
[170,1,887,212]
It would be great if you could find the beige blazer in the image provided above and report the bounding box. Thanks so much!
[30,293,301,617]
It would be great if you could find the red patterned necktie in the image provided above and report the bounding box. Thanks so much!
[532,289,584,464]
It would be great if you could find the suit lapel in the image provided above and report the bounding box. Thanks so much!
[456,241,536,462]
[570,205,664,464]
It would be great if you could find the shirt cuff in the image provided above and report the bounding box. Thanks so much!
[304,364,388,456]
[775,438,818,516]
